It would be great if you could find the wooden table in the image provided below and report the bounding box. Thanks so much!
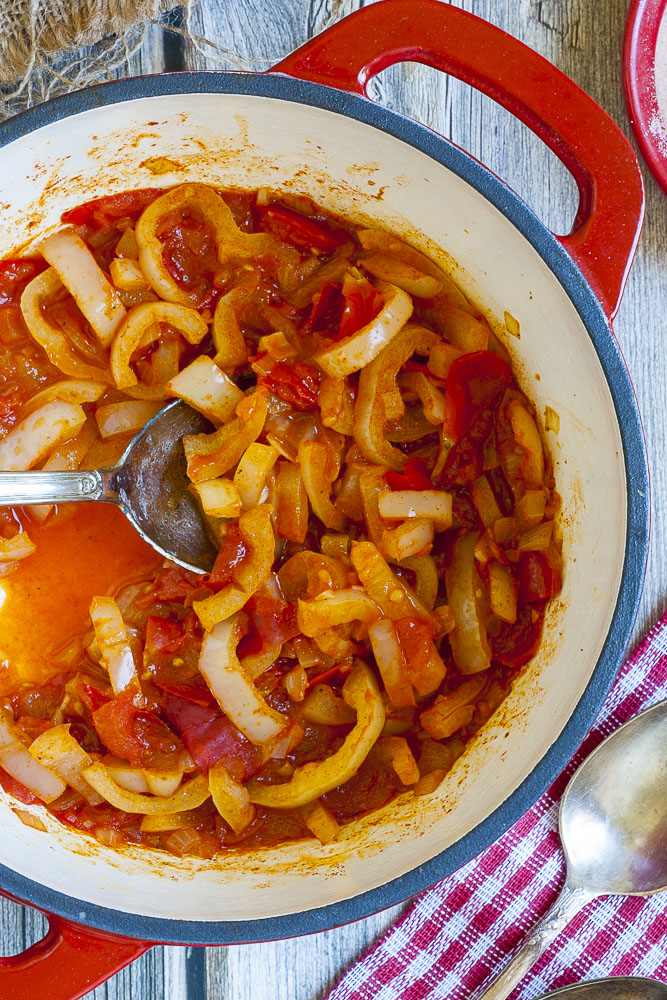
[2,0,666,996]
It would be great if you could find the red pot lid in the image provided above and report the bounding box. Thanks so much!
[623,0,667,194]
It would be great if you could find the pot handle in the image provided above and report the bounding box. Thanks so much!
[271,0,644,321]
[0,903,150,1000]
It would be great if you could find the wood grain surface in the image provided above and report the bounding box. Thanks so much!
[1,0,666,997]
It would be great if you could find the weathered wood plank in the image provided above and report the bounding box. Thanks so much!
[3,1,667,999]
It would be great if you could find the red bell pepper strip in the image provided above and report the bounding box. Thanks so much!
[258,205,342,254]
[257,360,321,412]
[385,456,433,491]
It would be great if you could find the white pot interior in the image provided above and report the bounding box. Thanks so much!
[0,90,627,925]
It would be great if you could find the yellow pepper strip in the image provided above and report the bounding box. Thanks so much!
[110,301,207,390]
[82,764,210,814]
[350,540,436,626]
[297,588,381,637]
[209,761,256,834]
[248,662,385,809]
[183,389,267,484]
[20,269,113,383]
[298,440,345,530]
[212,288,250,370]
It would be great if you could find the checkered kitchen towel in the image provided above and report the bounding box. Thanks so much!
[326,611,667,1000]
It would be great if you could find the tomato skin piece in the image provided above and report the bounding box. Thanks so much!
[444,351,513,441]
[385,456,433,491]
[135,566,204,608]
[145,616,186,655]
[258,205,341,254]
[304,281,342,335]
[258,361,321,412]
[0,257,47,307]
[236,595,300,658]
[336,275,383,341]
[518,552,562,603]
[208,524,249,589]
[61,188,163,230]
[162,695,260,776]
[152,680,215,707]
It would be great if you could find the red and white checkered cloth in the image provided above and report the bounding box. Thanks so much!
[326,611,667,1000]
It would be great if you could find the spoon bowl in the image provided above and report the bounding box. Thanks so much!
[0,399,218,574]
[539,978,667,1000]
[478,699,667,1000]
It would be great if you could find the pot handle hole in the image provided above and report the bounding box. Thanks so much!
[271,0,644,321]
[0,904,150,1000]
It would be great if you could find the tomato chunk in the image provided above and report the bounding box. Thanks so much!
[491,605,543,668]
[163,695,259,776]
[259,205,342,254]
[145,616,186,655]
[336,274,383,341]
[258,361,321,411]
[92,693,184,769]
[0,258,46,307]
[237,595,301,657]
[61,189,163,230]
[208,524,249,589]
[518,552,562,603]
[304,281,342,336]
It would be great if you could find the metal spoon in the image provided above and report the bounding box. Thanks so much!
[0,399,217,574]
[537,978,667,1000]
[477,699,667,1000]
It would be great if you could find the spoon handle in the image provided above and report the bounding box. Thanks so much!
[475,883,591,1000]
[0,469,117,505]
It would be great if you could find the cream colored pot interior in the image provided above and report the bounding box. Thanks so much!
[0,92,626,923]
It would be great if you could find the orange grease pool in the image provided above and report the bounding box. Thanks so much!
[0,505,161,693]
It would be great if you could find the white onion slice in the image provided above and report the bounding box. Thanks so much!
[0,401,86,472]
[166,356,244,425]
[41,228,127,347]
[0,712,65,803]
[89,596,140,695]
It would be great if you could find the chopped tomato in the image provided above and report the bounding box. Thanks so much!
[92,693,184,769]
[0,258,46,307]
[61,189,163,230]
[162,695,260,776]
[0,390,22,430]
[208,524,249,589]
[258,204,342,254]
[159,215,221,305]
[444,351,513,442]
[145,616,186,655]
[304,281,342,336]
[79,682,111,714]
[518,552,562,603]
[258,360,321,412]
[385,456,433,491]
[492,605,543,668]
[237,595,301,658]
[337,274,383,341]
[135,566,203,607]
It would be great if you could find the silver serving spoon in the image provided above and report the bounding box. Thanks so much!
[477,699,667,1000]
[0,399,217,574]
[537,978,667,999]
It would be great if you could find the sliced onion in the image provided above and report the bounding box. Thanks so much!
[274,460,308,544]
[301,799,340,845]
[516,520,553,552]
[0,401,86,472]
[470,475,503,528]
[368,618,414,708]
[233,442,279,509]
[209,761,256,834]
[241,642,282,681]
[41,228,127,347]
[380,735,420,784]
[109,258,150,292]
[297,588,381,637]
[400,371,446,424]
[0,531,35,563]
[248,662,385,808]
[166,355,244,424]
[382,518,434,562]
[28,724,101,804]
[21,379,107,418]
[198,613,287,745]
[298,440,344,530]
[438,306,489,353]
[89,596,141,695]
[506,399,545,487]
[302,684,357,726]
[488,561,518,624]
[95,400,162,439]
[82,764,210,814]
[378,490,452,528]
[318,376,355,435]
[314,282,413,377]
[110,301,207,390]
[360,253,442,298]
[0,711,65,803]
[396,555,439,610]
[445,531,491,674]
[191,478,241,519]
[419,676,487,740]
[20,269,112,382]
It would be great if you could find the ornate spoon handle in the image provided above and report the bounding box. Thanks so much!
[0,469,118,505]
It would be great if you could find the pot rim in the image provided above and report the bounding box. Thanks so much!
[0,70,650,944]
